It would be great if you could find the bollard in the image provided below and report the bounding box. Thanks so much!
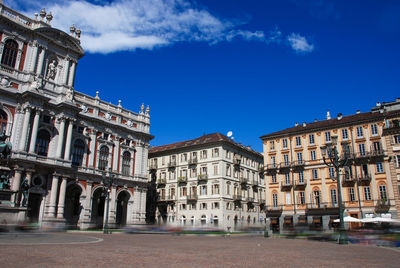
[264,231,269,238]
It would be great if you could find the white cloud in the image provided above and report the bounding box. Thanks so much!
[10,0,315,54]
[287,33,314,53]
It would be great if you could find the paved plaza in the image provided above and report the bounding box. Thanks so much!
[0,232,399,267]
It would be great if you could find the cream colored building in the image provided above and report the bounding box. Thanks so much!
[260,106,400,233]
[147,133,265,231]
[0,3,152,229]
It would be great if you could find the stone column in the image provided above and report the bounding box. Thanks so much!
[109,185,117,225]
[48,175,60,217]
[88,132,96,168]
[82,181,93,226]
[62,58,70,85]
[36,47,45,76]
[112,140,120,173]
[55,118,66,159]
[132,187,141,223]
[57,177,67,219]
[11,169,23,205]
[140,189,147,223]
[64,120,74,160]
[28,43,39,73]
[68,61,76,86]
[28,109,41,153]
[18,107,32,151]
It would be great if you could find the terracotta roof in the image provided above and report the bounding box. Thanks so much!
[149,133,262,157]
[260,110,400,140]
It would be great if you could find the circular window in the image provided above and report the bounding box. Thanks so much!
[33,176,43,186]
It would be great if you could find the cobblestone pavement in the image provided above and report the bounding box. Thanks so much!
[0,233,399,267]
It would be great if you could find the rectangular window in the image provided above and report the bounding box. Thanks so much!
[394,135,400,144]
[372,141,382,153]
[395,155,400,168]
[297,152,303,163]
[356,126,364,138]
[376,162,384,173]
[330,189,337,205]
[379,185,387,200]
[282,138,288,149]
[364,187,372,201]
[201,150,207,159]
[359,143,366,156]
[296,136,301,147]
[298,171,304,184]
[226,165,231,176]
[312,169,318,180]
[329,167,335,179]
[213,165,219,175]
[285,192,291,205]
[309,134,315,145]
[285,173,290,185]
[271,174,277,184]
[212,148,219,157]
[310,150,316,161]
[342,129,348,140]
[272,193,278,207]
[349,188,356,202]
[270,141,275,151]
[325,132,331,143]
[283,154,289,165]
[299,192,305,204]
[226,150,231,159]
[371,124,378,136]
[270,156,276,166]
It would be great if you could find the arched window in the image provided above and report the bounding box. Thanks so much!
[0,109,7,135]
[98,146,109,170]
[1,40,19,68]
[72,139,85,166]
[35,129,51,156]
[122,151,131,176]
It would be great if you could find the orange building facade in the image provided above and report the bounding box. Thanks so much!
[260,106,400,233]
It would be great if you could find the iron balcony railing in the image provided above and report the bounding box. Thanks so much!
[197,174,208,182]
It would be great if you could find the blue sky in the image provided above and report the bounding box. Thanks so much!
[10,0,400,152]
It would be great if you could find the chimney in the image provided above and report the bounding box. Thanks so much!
[295,122,299,127]
[326,111,331,120]
[356,110,360,114]
[337,113,343,120]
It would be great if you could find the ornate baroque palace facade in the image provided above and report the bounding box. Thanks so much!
[147,133,265,231]
[260,102,400,233]
[0,3,152,229]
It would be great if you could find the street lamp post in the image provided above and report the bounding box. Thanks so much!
[321,135,349,245]
[102,169,115,234]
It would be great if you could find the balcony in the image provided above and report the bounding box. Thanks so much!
[375,199,390,213]
[157,178,166,186]
[186,194,198,202]
[246,197,255,203]
[266,163,278,174]
[294,179,306,190]
[342,176,356,187]
[149,162,158,172]
[158,195,175,202]
[239,177,248,186]
[168,160,177,168]
[281,181,292,191]
[188,158,198,165]
[265,205,283,216]
[259,199,266,205]
[258,165,265,174]
[233,194,242,201]
[306,202,339,215]
[197,174,208,183]
[279,162,291,173]
[178,176,188,184]
[291,160,305,170]
[233,155,242,166]
[357,175,371,185]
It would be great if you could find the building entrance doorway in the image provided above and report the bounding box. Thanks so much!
[64,184,82,228]
[27,193,42,222]
[116,191,130,227]
[91,188,105,228]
